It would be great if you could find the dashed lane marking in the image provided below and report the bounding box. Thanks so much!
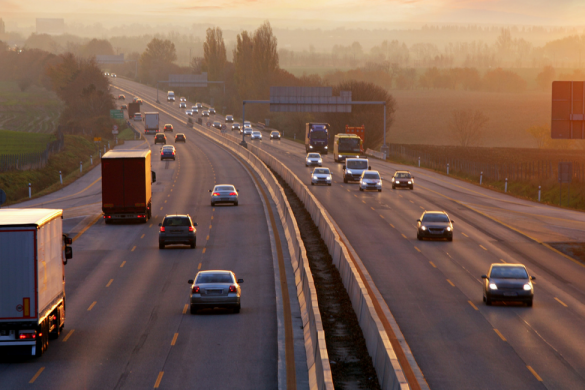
[198,262,202,270]
[429,261,437,268]
[131,246,136,252]
[494,329,507,341]
[527,366,543,382]
[555,297,568,307]
[468,301,479,310]
[447,279,455,287]
[87,301,97,311]
[154,372,164,388]
[141,234,145,239]
[182,304,188,314]
[106,279,113,287]
[29,367,45,384]
[401,234,407,239]
[171,333,179,346]
[462,232,469,237]
[62,329,74,342]
[414,246,421,252]
[371,207,375,210]
[479,245,487,251]
[202,248,206,254]
[120,261,126,268]
[206,235,209,240]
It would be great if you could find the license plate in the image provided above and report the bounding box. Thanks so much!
[170,230,181,233]
[221,198,229,201]
[207,289,222,295]
[503,292,517,296]
[400,183,407,186]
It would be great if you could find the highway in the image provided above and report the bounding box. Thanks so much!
[113,77,585,389]
[0,99,304,388]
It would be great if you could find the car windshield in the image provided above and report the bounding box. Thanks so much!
[310,130,327,140]
[215,186,235,192]
[338,138,361,152]
[308,154,320,158]
[214,122,220,125]
[314,168,330,174]
[422,214,450,223]
[395,172,411,178]
[253,131,260,135]
[162,146,173,149]
[363,173,379,179]
[490,266,528,279]
[347,160,367,169]
[196,273,234,284]
[163,217,191,227]
[271,132,279,135]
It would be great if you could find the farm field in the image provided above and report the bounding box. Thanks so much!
[0,81,64,134]
[0,129,56,154]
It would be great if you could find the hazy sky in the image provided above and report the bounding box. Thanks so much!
[2,0,585,29]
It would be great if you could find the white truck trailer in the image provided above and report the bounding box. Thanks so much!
[144,112,160,134]
[0,209,73,357]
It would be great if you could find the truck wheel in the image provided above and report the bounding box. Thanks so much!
[49,310,61,340]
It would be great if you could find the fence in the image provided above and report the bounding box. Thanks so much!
[388,144,585,183]
[0,132,65,172]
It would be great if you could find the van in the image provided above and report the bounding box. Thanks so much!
[343,158,371,183]
[167,91,175,102]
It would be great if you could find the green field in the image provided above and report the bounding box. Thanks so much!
[0,129,56,154]
[0,81,64,134]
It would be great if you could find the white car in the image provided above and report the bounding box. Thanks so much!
[305,153,322,167]
[243,125,253,136]
[359,170,382,192]
[311,167,332,186]
[251,131,262,140]
[244,121,251,127]
[186,110,193,116]
[179,102,187,108]
[133,112,142,121]
[180,97,187,102]
[111,73,117,78]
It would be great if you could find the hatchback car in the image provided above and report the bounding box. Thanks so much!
[160,145,176,160]
[360,170,382,192]
[202,110,210,117]
[154,133,166,145]
[209,108,216,115]
[270,131,281,140]
[392,171,414,190]
[213,121,222,130]
[232,123,241,131]
[188,270,243,314]
[225,115,234,123]
[251,131,262,140]
[417,211,453,241]
[305,153,323,167]
[186,110,193,116]
[133,112,142,121]
[482,264,535,307]
[311,168,332,186]
[210,184,239,206]
[175,133,186,143]
[192,106,198,111]
[163,124,173,132]
[179,102,187,108]
[159,214,197,249]
[118,94,125,100]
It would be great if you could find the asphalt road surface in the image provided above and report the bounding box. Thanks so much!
[113,77,585,390]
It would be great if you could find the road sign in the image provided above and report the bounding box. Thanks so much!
[169,73,207,87]
[112,130,119,135]
[551,81,585,139]
[270,87,352,113]
[110,109,124,120]
[94,137,102,142]
[96,54,124,64]
[113,125,118,131]
[0,189,6,206]
[558,162,572,183]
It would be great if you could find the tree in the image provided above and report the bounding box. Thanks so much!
[190,56,204,74]
[0,40,7,53]
[536,66,555,91]
[203,27,226,81]
[482,68,526,92]
[252,22,279,82]
[526,124,549,148]
[139,38,177,84]
[24,33,61,54]
[448,109,489,147]
[233,30,254,97]
[81,39,115,58]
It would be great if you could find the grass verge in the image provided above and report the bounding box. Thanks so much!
[0,129,57,154]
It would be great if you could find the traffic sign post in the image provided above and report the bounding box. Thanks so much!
[558,162,572,206]
[112,125,119,135]
[552,81,585,139]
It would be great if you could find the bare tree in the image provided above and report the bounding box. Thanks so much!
[448,109,489,147]
[203,27,226,81]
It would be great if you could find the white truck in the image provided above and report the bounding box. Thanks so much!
[0,209,72,357]
[144,112,159,134]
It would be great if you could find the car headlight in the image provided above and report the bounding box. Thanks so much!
[446,227,451,231]
[309,145,313,149]
[377,181,382,185]
[489,283,498,290]
[408,181,412,184]
[338,155,342,158]
[318,159,322,163]
[421,226,427,231]
[346,169,352,174]
[324,146,328,149]
[523,283,532,291]
[313,176,318,180]
[327,176,332,181]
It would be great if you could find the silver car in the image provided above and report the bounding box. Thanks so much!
[186,110,193,116]
[179,102,187,108]
[210,184,239,206]
[251,131,262,140]
[311,167,332,186]
[159,214,197,249]
[359,170,382,192]
[188,270,244,314]
[305,153,322,167]
[243,125,253,136]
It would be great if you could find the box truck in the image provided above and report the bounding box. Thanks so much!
[0,208,73,357]
[127,102,140,121]
[102,149,156,223]
[305,123,329,154]
[144,112,159,134]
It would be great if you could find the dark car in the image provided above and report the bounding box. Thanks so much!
[120,104,127,110]
[225,115,234,123]
[482,264,534,307]
[212,121,222,129]
[270,131,281,140]
[163,124,173,132]
[175,133,186,143]
[159,214,197,249]
[154,133,166,145]
[392,171,414,190]
[232,123,241,131]
[417,211,453,241]
[202,111,210,117]
[209,108,216,115]
[160,145,176,161]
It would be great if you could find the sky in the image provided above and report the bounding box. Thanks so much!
[2,0,585,30]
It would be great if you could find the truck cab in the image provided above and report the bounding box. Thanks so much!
[305,123,329,154]
[343,158,371,183]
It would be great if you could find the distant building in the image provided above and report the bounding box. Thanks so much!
[36,18,64,35]
[0,18,5,35]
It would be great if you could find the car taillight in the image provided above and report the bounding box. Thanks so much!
[161,152,164,155]
[160,227,165,232]
[213,192,220,196]
[188,226,194,232]
[172,152,175,155]
[229,192,237,196]
[19,333,36,340]
[192,286,200,293]
[229,285,237,293]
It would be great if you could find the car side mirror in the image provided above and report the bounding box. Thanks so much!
[481,275,487,279]
[416,219,421,222]
[194,222,198,226]
[158,223,162,226]
[188,279,193,284]
[209,189,212,192]
[151,171,156,183]
[238,279,244,283]
[63,234,72,245]
[451,220,454,223]
[530,276,536,281]
[64,246,73,261]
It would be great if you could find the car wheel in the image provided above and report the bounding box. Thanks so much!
[311,182,314,185]
[328,183,332,186]
[233,304,241,314]
[410,186,414,190]
[378,189,382,192]
[190,241,195,249]
[159,242,165,249]
[392,185,395,189]
[527,299,533,307]
[343,178,348,183]
[190,305,198,315]
[211,202,214,207]
[359,187,363,191]
[447,237,453,242]
[417,233,422,240]
[485,295,492,306]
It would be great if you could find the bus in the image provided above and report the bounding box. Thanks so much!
[333,133,363,162]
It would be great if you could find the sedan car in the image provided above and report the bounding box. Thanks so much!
[160,145,175,160]
[359,170,382,192]
[251,131,262,140]
[225,115,234,123]
[111,73,117,78]
[305,153,323,167]
[180,97,187,102]
[243,125,253,136]
[209,108,216,115]
[133,112,142,121]
[120,104,127,110]
[179,102,187,108]
[159,214,197,249]
[196,103,203,109]
[175,133,186,143]
[186,110,193,116]
[188,270,243,314]
[482,264,534,307]
[118,94,125,100]
[210,184,239,206]
[163,124,173,132]
[212,121,222,130]
[232,123,241,131]
[417,211,453,241]
[154,133,166,145]
[392,171,414,190]
[311,168,332,186]
[202,110,210,117]
[270,131,281,140]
